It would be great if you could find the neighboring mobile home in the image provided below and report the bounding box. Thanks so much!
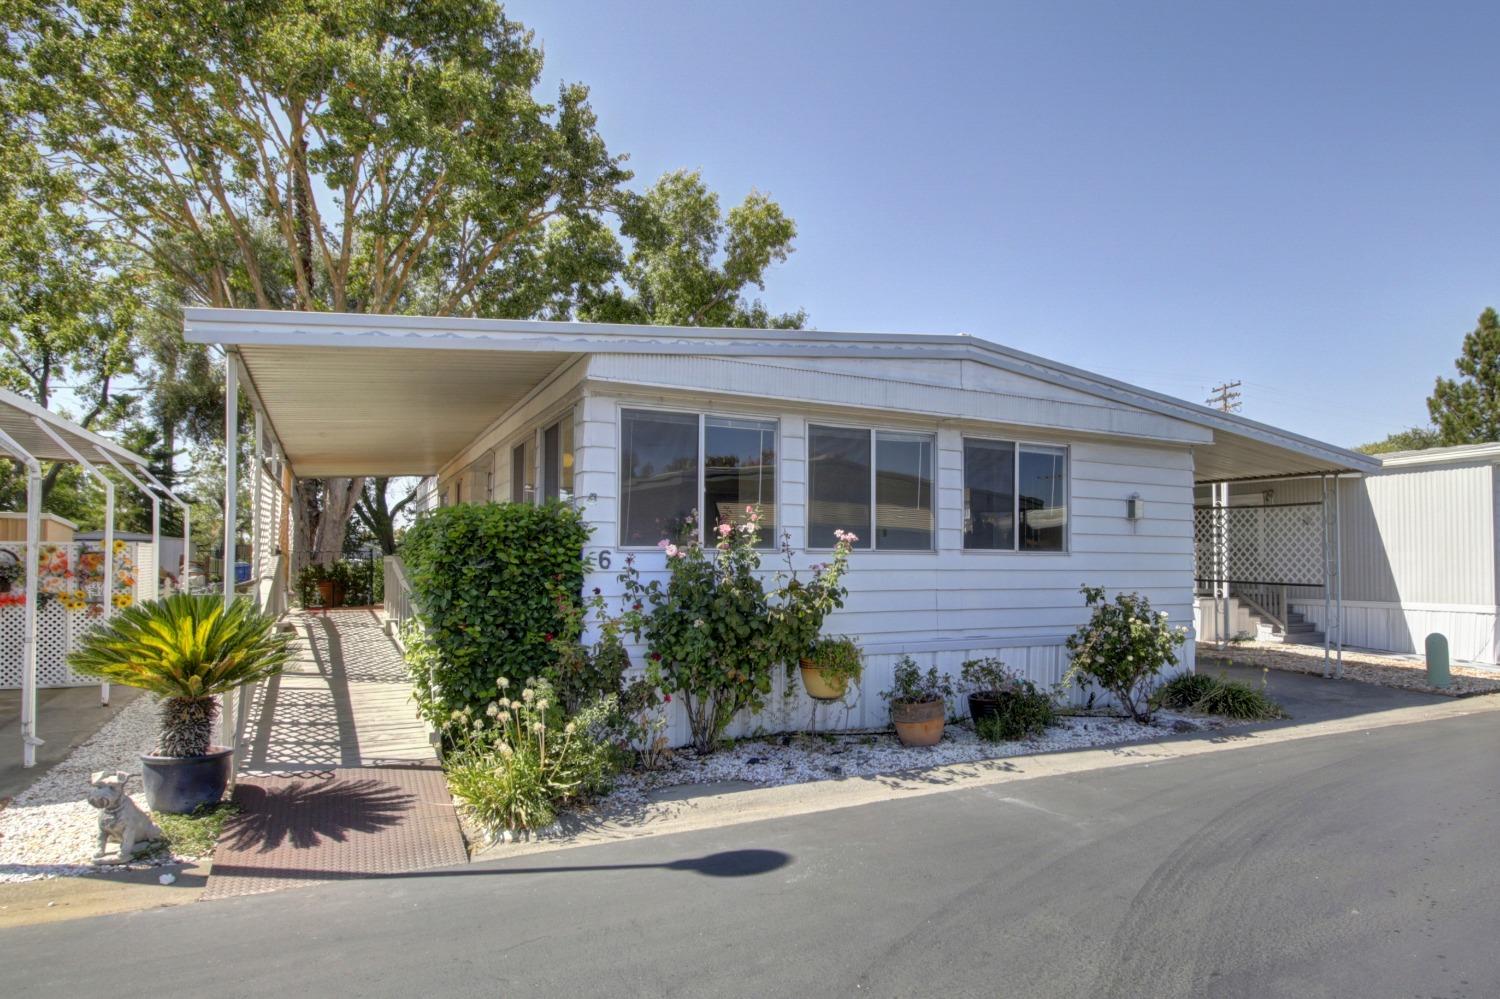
[1195,443,1500,664]
[186,309,1378,742]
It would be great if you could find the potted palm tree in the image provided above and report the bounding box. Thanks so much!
[799,635,863,701]
[880,655,954,747]
[69,594,291,814]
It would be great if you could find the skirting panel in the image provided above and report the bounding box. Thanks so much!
[1290,600,1499,665]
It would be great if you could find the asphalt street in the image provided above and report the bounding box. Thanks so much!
[5,706,1497,998]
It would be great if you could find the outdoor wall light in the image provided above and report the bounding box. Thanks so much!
[1126,494,1145,521]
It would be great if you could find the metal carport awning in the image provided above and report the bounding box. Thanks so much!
[0,389,191,767]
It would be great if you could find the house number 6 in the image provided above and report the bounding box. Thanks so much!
[596,551,612,570]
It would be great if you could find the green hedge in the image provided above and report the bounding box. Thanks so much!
[402,501,592,713]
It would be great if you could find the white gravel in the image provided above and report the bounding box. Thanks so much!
[605,710,1229,806]
[0,693,199,882]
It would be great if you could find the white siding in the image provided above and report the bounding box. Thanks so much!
[578,382,1198,741]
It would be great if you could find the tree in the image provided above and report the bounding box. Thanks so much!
[1429,308,1500,446]
[4,0,632,573]
[354,477,420,555]
[0,113,143,501]
[1356,426,1442,455]
[583,170,805,329]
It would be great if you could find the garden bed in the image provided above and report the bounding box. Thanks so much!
[468,709,1240,844]
[1204,643,1500,696]
[0,696,219,882]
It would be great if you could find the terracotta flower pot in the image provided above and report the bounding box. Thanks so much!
[890,698,945,747]
[799,658,849,700]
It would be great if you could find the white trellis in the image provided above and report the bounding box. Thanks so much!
[0,388,190,767]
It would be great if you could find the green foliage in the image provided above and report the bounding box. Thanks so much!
[68,594,290,700]
[1429,308,1500,445]
[804,635,863,688]
[68,594,290,755]
[545,590,631,716]
[973,684,1056,742]
[1151,672,1220,709]
[771,529,857,675]
[958,656,1017,695]
[584,170,805,329]
[881,655,954,706]
[153,803,239,858]
[296,559,381,608]
[1356,426,1442,455]
[620,510,857,754]
[402,501,591,716]
[1064,585,1188,723]
[444,678,620,833]
[402,620,449,735]
[1153,671,1287,720]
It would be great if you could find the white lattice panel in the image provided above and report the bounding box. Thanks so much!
[0,540,149,689]
[1195,503,1325,587]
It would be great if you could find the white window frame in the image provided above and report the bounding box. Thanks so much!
[807,422,937,553]
[960,434,1071,555]
[617,404,782,550]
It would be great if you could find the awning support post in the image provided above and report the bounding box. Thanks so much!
[0,427,44,767]
[32,418,114,705]
[98,449,160,601]
[220,354,239,750]
[1321,474,1332,678]
[1334,475,1344,678]
[137,466,190,588]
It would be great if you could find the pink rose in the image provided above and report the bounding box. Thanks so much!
[718,523,733,537]
[664,544,679,558]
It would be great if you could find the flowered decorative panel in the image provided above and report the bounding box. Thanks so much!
[0,541,147,689]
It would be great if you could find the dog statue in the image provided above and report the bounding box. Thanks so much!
[86,771,163,865]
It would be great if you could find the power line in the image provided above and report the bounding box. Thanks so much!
[1206,380,1243,413]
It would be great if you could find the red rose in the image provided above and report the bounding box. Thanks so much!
[544,632,555,642]
[663,693,672,703]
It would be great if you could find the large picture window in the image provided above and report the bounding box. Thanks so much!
[962,438,1068,552]
[621,409,778,548]
[809,425,934,550]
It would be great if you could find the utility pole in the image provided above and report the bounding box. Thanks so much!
[1206,380,1242,413]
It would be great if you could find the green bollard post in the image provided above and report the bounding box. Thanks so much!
[1425,633,1451,689]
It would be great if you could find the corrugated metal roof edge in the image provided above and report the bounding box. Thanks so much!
[1378,442,1500,468]
[184,307,1379,477]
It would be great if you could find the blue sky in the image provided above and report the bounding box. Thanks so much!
[518,0,1499,448]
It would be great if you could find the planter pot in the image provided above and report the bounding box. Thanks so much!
[890,699,946,747]
[799,659,849,700]
[140,748,234,814]
[968,693,1005,724]
[315,579,346,608]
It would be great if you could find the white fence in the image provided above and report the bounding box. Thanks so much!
[0,540,153,689]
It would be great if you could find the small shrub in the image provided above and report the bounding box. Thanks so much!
[403,501,591,716]
[619,676,672,770]
[1152,672,1221,710]
[444,677,620,834]
[1064,585,1189,722]
[1151,671,1287,721]
[974,684,1056,742]
[546,590,631,715]
[881,655,953,705]
[959,656,1017,695]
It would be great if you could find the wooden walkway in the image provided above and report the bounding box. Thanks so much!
[237,609,436,775]
[205,609,465,899]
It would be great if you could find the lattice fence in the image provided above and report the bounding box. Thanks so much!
[0,541,149,689]
[1194,503,1325,587]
